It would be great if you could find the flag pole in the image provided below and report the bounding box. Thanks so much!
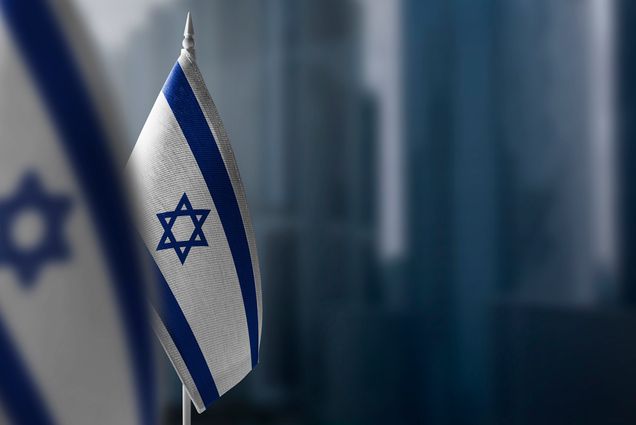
[182,385,191,425]
[181,12,195,425]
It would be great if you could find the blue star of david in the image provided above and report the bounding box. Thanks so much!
[0,172,72,288]
[156,193,210,264]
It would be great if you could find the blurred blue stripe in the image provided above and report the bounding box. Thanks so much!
[0,1,156,423]
[0,318,55,425]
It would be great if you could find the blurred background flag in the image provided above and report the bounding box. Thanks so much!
[127,13,262,415]
[0,0,156,424]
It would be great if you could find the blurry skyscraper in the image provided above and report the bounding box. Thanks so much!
[103,0,636,424]
[495,0,618,304]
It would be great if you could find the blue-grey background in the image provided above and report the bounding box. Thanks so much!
[75,0,636,424]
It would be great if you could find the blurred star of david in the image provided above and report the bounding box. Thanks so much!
[0,172,73,287]
[156,193,210,264]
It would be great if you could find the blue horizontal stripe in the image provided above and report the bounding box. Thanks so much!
[152,257,220,407]
[162,62,259,368]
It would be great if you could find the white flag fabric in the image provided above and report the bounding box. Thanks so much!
[128,49,262,413]
[0,1,156,424]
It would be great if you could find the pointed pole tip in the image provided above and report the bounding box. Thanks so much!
[184,12,194,36]
[182,11,195,59]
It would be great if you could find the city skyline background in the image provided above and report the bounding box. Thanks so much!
[67,1,636,424]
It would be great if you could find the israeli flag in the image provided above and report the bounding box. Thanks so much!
[0,1,155,424]
[127,17,262,414]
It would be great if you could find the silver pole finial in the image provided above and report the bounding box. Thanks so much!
[182,12,195,59]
